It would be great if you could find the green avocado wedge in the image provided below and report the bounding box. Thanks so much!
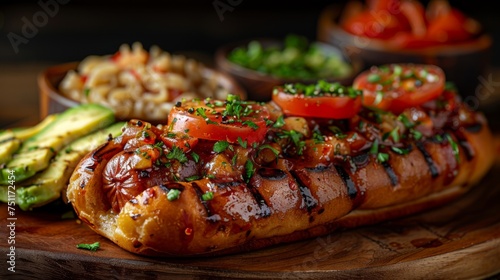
[6,113,59,141]
[0,114,58,165]
[0,131,22,166]
[0,104,115,185]
[0,121,125,211]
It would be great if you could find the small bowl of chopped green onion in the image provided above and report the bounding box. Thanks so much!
[215,34,363,101]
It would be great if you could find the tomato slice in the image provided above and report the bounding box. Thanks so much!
[399,0,427,37]
[353,64,445,114]
[427,9,475,43]
[271,81,362,119]
[341,0,477,47]
[342,10,408,39]
[342,0,411,39]
[167,95,270,145]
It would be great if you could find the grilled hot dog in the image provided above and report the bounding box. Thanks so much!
[66,84,495,257]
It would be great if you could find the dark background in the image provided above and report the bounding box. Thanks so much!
[1,0,499,66]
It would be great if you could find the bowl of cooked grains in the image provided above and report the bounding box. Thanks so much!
[38,42,246,124]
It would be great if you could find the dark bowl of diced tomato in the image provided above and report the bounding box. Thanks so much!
[215,34,364,102]
[317,0,493,98]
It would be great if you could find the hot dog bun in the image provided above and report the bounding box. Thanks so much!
[66,114,494,257]
[66,94,495,258]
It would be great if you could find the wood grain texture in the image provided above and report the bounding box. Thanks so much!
[1,151,500,279]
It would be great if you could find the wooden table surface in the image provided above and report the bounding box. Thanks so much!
[1,63,500,279]
[1,160,500,279]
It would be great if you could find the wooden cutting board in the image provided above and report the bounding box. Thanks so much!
[1,157,500,279]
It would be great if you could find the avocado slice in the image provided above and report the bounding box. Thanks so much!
[0,131,22,166]
[0,114,58,165]
[0,104,115,184]
[4,148,56,181]
[0,122,125,210]
[11,114,58,141]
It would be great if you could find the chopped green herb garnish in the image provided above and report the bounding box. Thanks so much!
[377,152,389,163]
[167,117,177,132]
[76,242,100,251]
[232,154,238,166]
[419,69,428,78]
[205,119,218,125]
[258,144,280,158]
[445,133,460,163]
[390,127,400,142]
[201,191,214,201]
[392,65,403,76]
[279,130,305,155]
[370,139,379,155]
[244,159,254,183]
[196,107,208,118]
[213,140,230,153]
[237,137,247,148]
[83,88,91,97]
[265,118,274,127]
[373,91,384,105]
[328,126,347,139]
[205,102,215,108]
[367,74,381,83]
[214,100,224,107]
[242,120,258,130]
[167,146,188,163]
[226,104,243,119]
[397,114,414,129]
[411,129,423,141]
[273,115,285,128]
[312,130,325,144]
[281,80,361,98]
[391,146,409,155]
[172,173,179,182]
[185,175,201,182]
[154,141,164,149]
[227,34,352,80]
[191,152,200,163]
[167,189,181,201]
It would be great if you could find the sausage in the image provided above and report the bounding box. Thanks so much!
[66,105,495,257]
